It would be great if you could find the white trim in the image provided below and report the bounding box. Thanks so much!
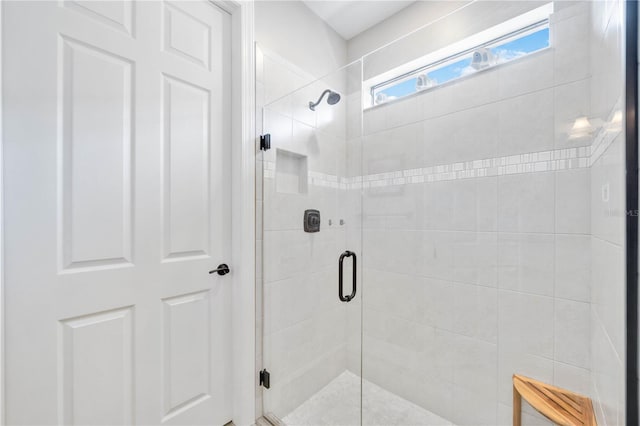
[0,2,4,424]
[227,1,256,425]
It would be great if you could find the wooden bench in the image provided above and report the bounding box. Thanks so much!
[513,374,597,426]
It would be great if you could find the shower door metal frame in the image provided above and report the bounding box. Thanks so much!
[624,1,639,424]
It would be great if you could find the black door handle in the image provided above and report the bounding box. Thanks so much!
[209,264,230,276]
[339,251,356,302]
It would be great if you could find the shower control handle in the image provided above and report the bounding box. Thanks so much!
[209,264,230,276]
[338,251,357,302]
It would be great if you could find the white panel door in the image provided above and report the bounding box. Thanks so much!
[2,1,232,424]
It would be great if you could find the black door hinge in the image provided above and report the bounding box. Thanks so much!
[259,369,270,389]
[260,134,271,151]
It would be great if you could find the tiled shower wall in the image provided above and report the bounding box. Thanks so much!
[354,3,610,425]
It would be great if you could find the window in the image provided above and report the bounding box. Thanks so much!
[367,4,553,107]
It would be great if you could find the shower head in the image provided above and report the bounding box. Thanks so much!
[326,91,341,105]
[308,89,341,111]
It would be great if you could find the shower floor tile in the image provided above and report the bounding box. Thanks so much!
[281,371,453,426]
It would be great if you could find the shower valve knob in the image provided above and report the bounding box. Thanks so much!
[209,264,230,276]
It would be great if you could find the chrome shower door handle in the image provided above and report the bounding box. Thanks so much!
[338,250,357,302]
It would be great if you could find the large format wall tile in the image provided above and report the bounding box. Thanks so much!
[498,89,555,157]
[498,172,556,233]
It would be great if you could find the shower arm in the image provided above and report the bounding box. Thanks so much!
[308,89,332,111]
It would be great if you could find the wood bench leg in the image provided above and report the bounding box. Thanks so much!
[513,384,522,426]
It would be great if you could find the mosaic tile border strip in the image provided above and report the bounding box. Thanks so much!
[264,146,592,189]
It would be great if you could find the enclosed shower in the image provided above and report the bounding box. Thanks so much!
[256,0,628,424]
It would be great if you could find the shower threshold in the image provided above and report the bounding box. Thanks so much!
[278,371,453,426]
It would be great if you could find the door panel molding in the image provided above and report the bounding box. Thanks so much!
[58,35,134,272]
[59,306,135,425]
[61,0,135,37]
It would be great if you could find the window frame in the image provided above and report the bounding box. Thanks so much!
[364,3,554,109]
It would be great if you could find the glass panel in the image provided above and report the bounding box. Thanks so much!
[260,60,363,424]
[360,1,626,425]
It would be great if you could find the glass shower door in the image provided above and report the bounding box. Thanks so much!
[259,61,363,424]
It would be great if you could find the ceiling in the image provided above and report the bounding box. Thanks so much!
[302,1,416,40]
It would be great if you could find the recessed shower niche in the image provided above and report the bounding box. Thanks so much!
[275,148,308,194]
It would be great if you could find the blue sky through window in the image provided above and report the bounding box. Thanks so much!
[374,27,550,104]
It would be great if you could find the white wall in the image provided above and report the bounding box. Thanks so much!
[255,0,347,81]
[347,0,471,62]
